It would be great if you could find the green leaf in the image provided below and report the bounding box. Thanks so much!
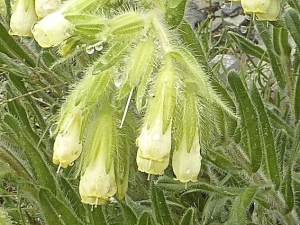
[89,206,108,225]
[150,180,173,225]
[165,0,188,28]
[228,32,269,63]
[180,208,196,225]
[250,85,281,189]
[205,148,242,175]
[137,211,154,225]
[287,0,300,11]
[119,197,138,225]
[272,27,291,57]
[255,22,285,89]
[295,72,300,121]
[39,188,84,225]
[157,176,243,196]
[227,71,262,173]
[0,21,36,67]
[227,187,258,225]
[177,21,211,70]
[285,9,300,51]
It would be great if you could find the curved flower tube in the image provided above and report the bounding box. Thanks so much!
[32,11,72,47]
[79,149,117,205]
[136,119,172,175]
[52,113,82,169]
[172,134,202,183]
[9,0,37,37]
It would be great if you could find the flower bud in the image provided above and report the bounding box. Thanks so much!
[136,120,172,175]
[79,150,117,205]
[172,134,202,183]
[241,0,270,14]
[256,0,281,21]
[9,0,37,37]
[32,11,72,47]
[35,0,61,18]
[53,113,82,168]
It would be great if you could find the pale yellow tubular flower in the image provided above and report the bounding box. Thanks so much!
[35,0,61,18]
[79,149,117,206]
[53,113,82,169]
[9,0,37,37]
[241,0,271,14]
[256,0,281,21]
[136,119,172,175]
[32,11,72,47]
[172,134,202,183]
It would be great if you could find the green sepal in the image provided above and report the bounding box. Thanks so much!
[92,42,128,74]
[107,12,144,35]
[127,37,155,88]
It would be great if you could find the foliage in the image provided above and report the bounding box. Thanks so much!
[0,0,300,224]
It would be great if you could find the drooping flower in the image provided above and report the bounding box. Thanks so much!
[52,112,82,169]
[35,0,61,18]
[79,149,117,205]
[32,11,72,47]
[79,101,117,205]
[9,0,37,37]
[172,134,202,183]
[256,0,281,21]
[241,0,271,14]
[136,120,172,175]
[136,59,176,175]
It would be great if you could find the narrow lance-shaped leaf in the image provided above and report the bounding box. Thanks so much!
[150,180,173,225]
[282,122,300,212]
[256,22,285,89]
[165,0,188,28]
[294,70,300,121]
[39,188,84,225]
[229,32,269,63]
[285,8,300,51]
[119,197,138,225]
[227,187,258,225]
[0,21,36,67]
[250,84,281,189]
[180,208,196,225]
[227,71,262,173]
[137,211,154,225]
[89,206,108,225]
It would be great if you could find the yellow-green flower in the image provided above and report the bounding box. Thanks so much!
[79,149,117,205]
[172,134,202,183]
[136,119,172,175]
[241,0,270,14]
[35,0,61,18]
[53,113,82,169]
[256,0,281,21]
[9,0,37,37]
[32,11,72,47]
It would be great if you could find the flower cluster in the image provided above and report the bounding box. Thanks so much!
[233,0,281,21]
[10,0,235,206]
